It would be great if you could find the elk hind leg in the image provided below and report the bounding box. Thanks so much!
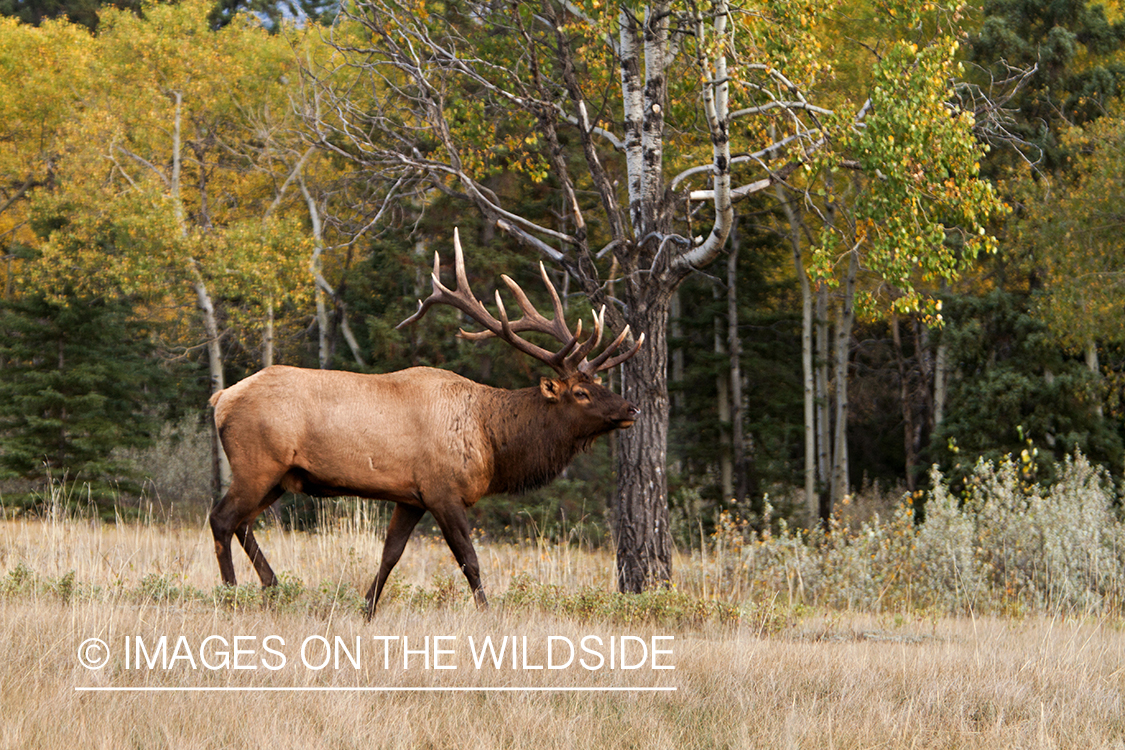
[430,502,487,609]
[209,481,280,587]
[365,502,425,620]
[234,488,283,587]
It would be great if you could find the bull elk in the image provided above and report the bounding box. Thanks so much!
[208,230,644,617]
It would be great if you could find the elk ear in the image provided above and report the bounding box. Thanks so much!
[539,377,563,403]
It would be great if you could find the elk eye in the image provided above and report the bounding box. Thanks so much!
[574,389,590,401]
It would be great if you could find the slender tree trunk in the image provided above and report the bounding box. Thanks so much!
[778,183,816,519]
[815,283,831,520]
[191,267,230,496]
[1086,339,1104,419]
[616,295,673,593]
[714,282,733,500]
[302,176,366,369]
[831,250,858,513]
[168,90,229,497]
[338,312,365,369]
[670,288,684,413]
[727,227,746,505]
[915,319,934,452]
[57,339,66,470]
[263,301,275,368]
[891,311,917,491]
[933,336,948,428]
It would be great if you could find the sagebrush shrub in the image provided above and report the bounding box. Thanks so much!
[717,452,1123,616]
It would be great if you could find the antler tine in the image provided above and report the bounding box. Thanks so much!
[497,274,577,344]
[452,227,473,299]
[398,229,575,370]
[539,262,569,331]
[395,252,446,329]
[489,285,567,365]
[579,325,646,375]
[562,305,606,371]
[397,231,483,330]
[595,331,646,372]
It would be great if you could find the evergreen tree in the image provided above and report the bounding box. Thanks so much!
[0,0,336,31]
[929,290,1122,486]
[0,291,168,507]
[0,0,129,31]
[969,0,1125,170]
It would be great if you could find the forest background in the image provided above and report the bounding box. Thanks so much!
[1,0,1123,564]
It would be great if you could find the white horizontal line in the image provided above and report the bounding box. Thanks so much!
[75,686,676,693]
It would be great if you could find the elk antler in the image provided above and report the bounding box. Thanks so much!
[397,229,644,377]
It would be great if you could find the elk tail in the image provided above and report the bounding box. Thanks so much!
[209,390,225,408]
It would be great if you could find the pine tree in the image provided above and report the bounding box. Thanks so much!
[0,290,168,506]
[928,290,1123,486]
[969,0,1125,170]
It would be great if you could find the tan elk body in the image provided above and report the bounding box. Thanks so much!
[208,231,643,617]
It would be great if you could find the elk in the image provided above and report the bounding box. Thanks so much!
[208,230,644,618]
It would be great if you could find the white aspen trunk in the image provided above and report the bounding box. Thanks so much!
[727,228,746,504]
[170,91,184,230]
[677,0,734,267]
[338,315,365,369]
[315,288,330,368]
[640,3,670,230]
[301,177,367,369]
[778,183,816,519]
[191,266,230,494]
[714,282,733,501]
[1087,339,1103,418]
[815,284,831,519]
[263,301,275,368]
[933,337,948,427]
[619,10,645,234]
[831,250,858,510]
[170,89,229,496]
[302,178,332,368]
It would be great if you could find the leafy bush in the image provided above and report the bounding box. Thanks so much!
[716,452,1125,616]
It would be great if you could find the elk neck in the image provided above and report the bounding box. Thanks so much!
[482,385,599,496]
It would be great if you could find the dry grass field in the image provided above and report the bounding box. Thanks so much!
[3,507,1125,749]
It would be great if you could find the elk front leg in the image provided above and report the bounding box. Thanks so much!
[365,502,426,620]
[430,502,487,609]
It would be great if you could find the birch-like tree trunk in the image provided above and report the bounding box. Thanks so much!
[300,176,367,370]
[714,281,733,501]
[727,224,746,505]
[778,183,817,519]
[263,302,275,368]
[933,337,949,428]
[892,311,917,491]
[831,249,858,509]
[815,285,831,521]
[1086,339,1103,419]
[167,89,230,494]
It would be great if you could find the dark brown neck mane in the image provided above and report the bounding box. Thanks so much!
[482,386,602,495]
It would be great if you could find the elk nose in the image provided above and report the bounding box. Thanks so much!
[628,405,640,417]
